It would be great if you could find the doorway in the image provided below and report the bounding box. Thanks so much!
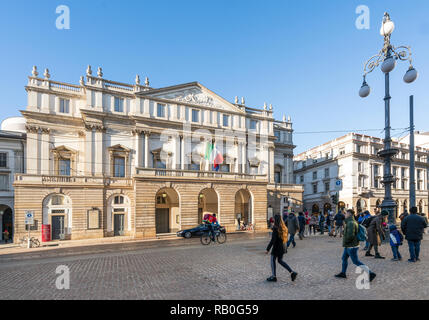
[51,215,65,240]
[155,208,169,233]
[114,214,125,236]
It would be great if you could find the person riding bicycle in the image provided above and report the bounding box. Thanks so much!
[203,213,219,241]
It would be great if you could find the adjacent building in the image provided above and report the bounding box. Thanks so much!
[13,66,303,242]
[0,117,26,242]
[293,133,429,218]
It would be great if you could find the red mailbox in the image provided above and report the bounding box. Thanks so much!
[42,224,51,242]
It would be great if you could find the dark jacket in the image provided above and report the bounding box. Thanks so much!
[266,227,286,258]
[286,214,299,235]
[334,212,345,226]
[298,215,306,229]
[367,214,384,246]
[343,217,359,248]
[401,213,428,241]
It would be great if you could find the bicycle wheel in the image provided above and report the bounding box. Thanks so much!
[200,233,211,245]
[216,232,227,244]
[32,239,40,248]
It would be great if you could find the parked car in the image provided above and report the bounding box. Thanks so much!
[177,224,226,239]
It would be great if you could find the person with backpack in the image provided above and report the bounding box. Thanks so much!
[266,214,298,282]
[401,206,428,262]
[335,209,376,281]
[359,210,372,251]
[365,210,388,259]
[389,225,403,261]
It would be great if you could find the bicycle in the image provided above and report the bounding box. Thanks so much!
[200,227,227,245]
[19,236,41,248]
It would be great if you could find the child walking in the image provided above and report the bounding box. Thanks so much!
[389,224,403,261]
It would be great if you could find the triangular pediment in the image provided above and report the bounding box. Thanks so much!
[141,82,245,113]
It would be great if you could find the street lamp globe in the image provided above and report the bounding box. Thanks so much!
[359,80,371,98]
[403,66,418,83]
[380,13,395,37]
[381,56,396,73]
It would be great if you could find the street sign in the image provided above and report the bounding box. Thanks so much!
[25,211,34,225]
[335,179,342,191]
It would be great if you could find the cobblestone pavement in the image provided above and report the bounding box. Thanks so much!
[1,233,428,300]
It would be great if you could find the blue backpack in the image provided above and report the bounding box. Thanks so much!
[357,224,367,242]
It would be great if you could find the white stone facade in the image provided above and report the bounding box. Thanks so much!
[293,133,429,216]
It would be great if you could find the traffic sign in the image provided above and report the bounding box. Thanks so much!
[25,211,34,225]
[335,179,342,191]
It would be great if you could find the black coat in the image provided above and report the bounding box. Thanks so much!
[266,228,286,258]
[298,216,306,229]
[401,214,428,241]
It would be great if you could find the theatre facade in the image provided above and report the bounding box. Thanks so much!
[13,66,303,242]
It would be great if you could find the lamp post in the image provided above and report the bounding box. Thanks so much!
[359,12,418,226]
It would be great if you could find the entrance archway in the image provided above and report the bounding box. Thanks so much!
[107,194,131,236]
[42,194,72,240]
[356,199,366,214]
[155,188,180,234]
[198,188,219,224]
[312,204,319,213]
[235,189,252,226]
[323,203,331,214]
[0,205,13,242]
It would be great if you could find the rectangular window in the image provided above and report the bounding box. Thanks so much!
[220,164,230,173]
[157,103,166,118]
[114,97,124,112]
[339,148,345,156]
[113,157,125,177]
[58,159,71,176]
[358,162,363,173]
[274,172,281,183]
[250,120,257,130]
[300,175,304,183]
[59,99,70,113]
[223,114,230,127]
[325,182,330,192]
[356,145,361,153]
[313,171,317,180]
[274,131,280,141]
[192,109,200,123]
[313,183,318,194]
[324,168,329,178]
[0,153,7,168]
[0,174,9,190]
[176,105,181,119]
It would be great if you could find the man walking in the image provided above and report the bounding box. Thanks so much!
[297,212,306,240]
[335,209,376,281]
[286,212,299,248]
[359,210,372,251]
[365,210,388,259]
[334,209,345,237]
[319,212,326,235]
[401,206,428,262]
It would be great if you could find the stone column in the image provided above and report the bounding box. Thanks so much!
[94,125,105,176]
[85,125,94,175]
[40,128,51,175]
[144,131,150,168]
[180,134,185,170]
[241,142,246,174]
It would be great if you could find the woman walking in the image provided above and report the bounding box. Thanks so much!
[266,215,298,282]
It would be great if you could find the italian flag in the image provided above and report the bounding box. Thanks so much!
[205,141,224,171]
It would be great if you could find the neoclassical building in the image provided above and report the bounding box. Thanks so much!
[293,133,429,218]
[13,66,303,242]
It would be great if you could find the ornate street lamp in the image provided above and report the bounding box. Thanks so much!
[359,12,418,225]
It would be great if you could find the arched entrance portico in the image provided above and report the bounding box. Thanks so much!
[198,188,219,224]
[107,194,131,236]
[155,188,180,234]
[42,194,72,240]
[235,189,252,226]
[0,205,13,242]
